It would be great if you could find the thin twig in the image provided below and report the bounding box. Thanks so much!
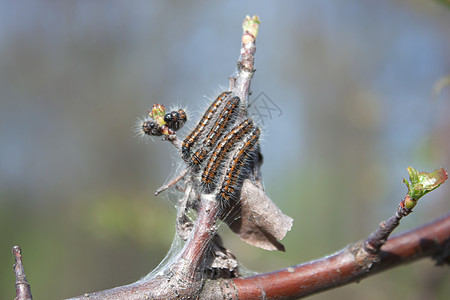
[154,168,188,196]
[364,167,448,255]
[12,246,33,300]
[364,202,408,255]
[232,15,260,108]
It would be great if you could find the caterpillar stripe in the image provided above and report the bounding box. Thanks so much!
[217,127,261,206]
[190,96,240,168]
[181,91,231,160]
[201,118,254,192]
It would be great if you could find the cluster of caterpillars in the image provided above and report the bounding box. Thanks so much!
[182,91,260,206]
[140,91,260,207]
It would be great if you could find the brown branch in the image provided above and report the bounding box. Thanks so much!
[200,212,450,299]
[12,246,33,300]
[66,212,450,299]
[11,211,447,299]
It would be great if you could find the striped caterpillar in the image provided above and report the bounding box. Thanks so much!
[181,91,231,160]
[201,118,254,193]
[190,96,240,168]
[216,127,261,206]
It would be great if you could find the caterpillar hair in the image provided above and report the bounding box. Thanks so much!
[189,96,240,169]
[217,127,261,207]
[201,118,254,193]
[181,91,231,160]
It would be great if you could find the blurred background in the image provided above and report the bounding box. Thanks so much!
[1,1,449,299]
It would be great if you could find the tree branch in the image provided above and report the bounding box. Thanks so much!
[200,213,450,299]
[13,212,449,299]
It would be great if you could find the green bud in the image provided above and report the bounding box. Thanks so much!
[403,166,448,201]
[151,103,166,120]
[242,15,260,38]
[151,103,166,126]
[403,195,416,210]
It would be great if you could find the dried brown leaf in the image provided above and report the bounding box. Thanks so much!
[223,180,293,251]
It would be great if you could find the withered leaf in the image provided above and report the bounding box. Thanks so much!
[223,180,293,251]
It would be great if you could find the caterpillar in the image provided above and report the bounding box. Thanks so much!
[201,118,254,193]
[190,96,240,168]
[141,120,164,136]
[164,109,187,131]
[181,91,231,160]
[217,127,261,206]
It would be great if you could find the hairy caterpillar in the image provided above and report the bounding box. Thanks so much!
[201,119,254,192]
[217,127,261,206]
[181,91,231,159]
[190,96,240,168]
[164,109,187,131]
